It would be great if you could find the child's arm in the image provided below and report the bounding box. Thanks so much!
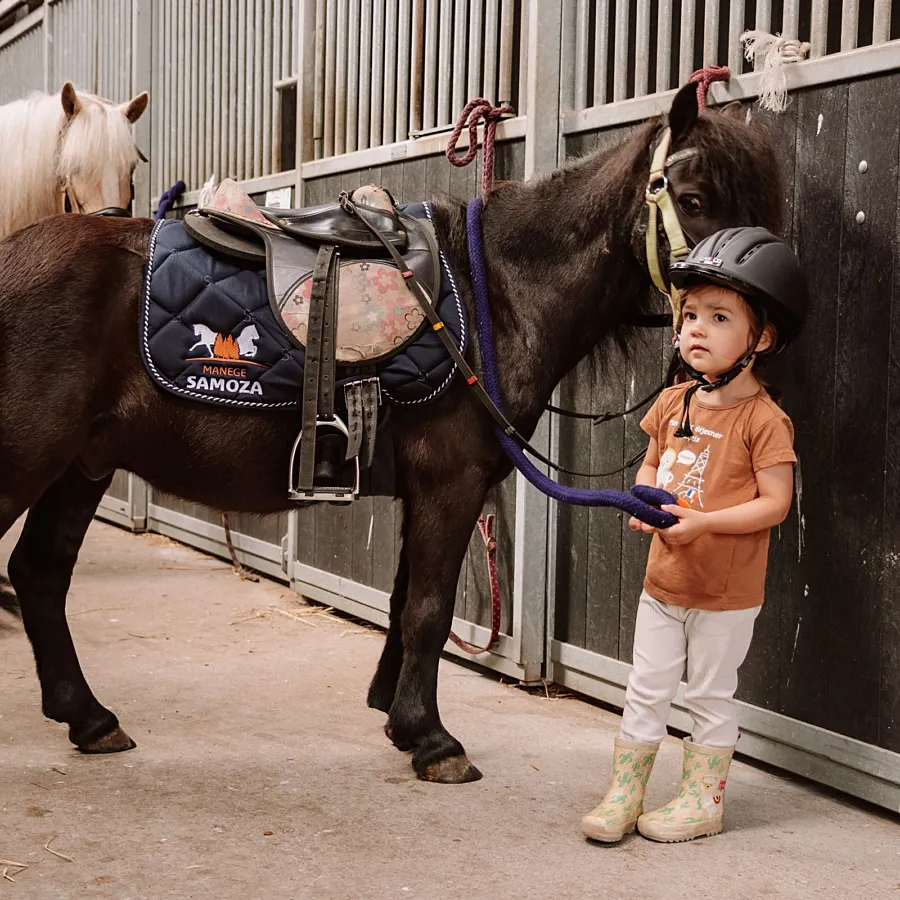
[660,461,793,545]
[628,438,660,532]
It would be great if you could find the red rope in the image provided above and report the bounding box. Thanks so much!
[688,65,730,111]
[446,98,514,195]
[448,514,502,655]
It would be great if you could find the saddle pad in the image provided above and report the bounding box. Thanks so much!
[140,202,466,409]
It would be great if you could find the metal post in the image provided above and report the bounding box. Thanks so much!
[635,0,651,96]
[810,0,827,58]
[728,0,745,71]
[613,0,630,101]
[841,0,859,52]
[518,0,564,683]
[573,0,589,111]
[678,0,695,84]
[594,0,609,105]
[872,0,890,44]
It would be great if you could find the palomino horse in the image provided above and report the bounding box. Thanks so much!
[0,81,148,240]
[0,84,782,782]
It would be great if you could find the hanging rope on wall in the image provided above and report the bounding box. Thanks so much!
[740,30,811,113]
[446,98,515,195]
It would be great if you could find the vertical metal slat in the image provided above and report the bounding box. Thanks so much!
[782,0,799,38]
[466,0,483,103]
[313,0,326,158]
[396,0,411,142]
[573,0,590,111]
[678,0,696,85]
[655,0,671,92]
[594,0,610,105]
[872,0,890,44]
[436,0,451,124]
[383,0,398,143]
[810,0,828,58]
[841,0,859,51]
[613,0,631,101]
[370,0,385,146]
[728,0,745,71]
[346,0,360,153]
[635,0,651,96]
[334,0,348,155]
[410,0,425,133]
[482,0,498,103]
[703,0,719,65]
[451,0,467,118]
[497,0,514,108]
[357,0,372,149]
[262,0,273,174]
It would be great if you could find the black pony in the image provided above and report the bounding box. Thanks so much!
[0,84,780,782]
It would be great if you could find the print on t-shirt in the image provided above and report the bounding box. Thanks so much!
[657,419,725,509]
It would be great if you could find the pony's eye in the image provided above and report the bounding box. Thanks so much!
[679,195,703,215]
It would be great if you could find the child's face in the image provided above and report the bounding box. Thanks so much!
[679,284,772,378]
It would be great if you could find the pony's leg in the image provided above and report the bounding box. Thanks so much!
[367,544,409,738]
[9,466,134,753]
[387,480,487,783]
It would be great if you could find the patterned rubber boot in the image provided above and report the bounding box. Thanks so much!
[637,740,734,843]
[581,738,659,842]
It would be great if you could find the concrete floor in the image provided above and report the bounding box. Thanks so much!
[1,520,898,900]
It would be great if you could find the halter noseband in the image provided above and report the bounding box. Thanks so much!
[644,127,700,330]
[59,178,133,218]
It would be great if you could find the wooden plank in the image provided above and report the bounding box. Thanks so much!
[553,364,591,648]
[584,343,626,659]
[618,313,664,661]
[879,72,900,754]
[825,75,897,744]
[737,99,800,712]
[771,83,848,727]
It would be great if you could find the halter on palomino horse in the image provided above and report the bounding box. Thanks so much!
[0,81,148,240]
[0,83,782,782]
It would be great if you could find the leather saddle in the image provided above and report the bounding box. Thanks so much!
[183,179,442,503]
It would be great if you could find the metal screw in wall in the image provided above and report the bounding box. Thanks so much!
[858,160,868,173]
[856,211,866,224]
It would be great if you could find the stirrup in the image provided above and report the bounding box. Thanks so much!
[288,416,360,503]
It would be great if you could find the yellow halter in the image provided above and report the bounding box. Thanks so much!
[644,127,699,334]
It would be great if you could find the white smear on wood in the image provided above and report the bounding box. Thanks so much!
[745,108,752,125]
[817,113,823,135]
[367,515,374,551]
[795,463,805,560]
[804,584,809,597]
[785,619,802,689]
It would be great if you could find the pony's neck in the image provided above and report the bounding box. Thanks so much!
[475,124,656,428]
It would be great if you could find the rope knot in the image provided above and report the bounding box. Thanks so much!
[688,66,731,112]
[740,30,811,112]
[446,98,515,195]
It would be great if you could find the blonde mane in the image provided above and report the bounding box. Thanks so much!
[0,87,142,240]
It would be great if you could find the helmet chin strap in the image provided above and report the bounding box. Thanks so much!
[673,308,768,438]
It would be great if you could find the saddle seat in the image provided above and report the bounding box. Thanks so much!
[182,178,442,504]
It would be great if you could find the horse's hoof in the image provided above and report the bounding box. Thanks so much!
[384,722,415,752]
[416,754,483,784]
[77,726,137,754]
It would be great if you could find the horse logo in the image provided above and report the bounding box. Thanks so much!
[188,323,260,361]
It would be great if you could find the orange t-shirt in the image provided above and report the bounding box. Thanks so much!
[639,382,796,611]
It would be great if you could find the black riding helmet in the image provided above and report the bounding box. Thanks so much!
[669,226,808,352]
[665,227,807,438]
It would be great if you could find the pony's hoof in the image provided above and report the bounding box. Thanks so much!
[77,726,137,754]
[416,754,483,784]
[384,723,415,752]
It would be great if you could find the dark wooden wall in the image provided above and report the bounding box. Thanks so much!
[554,71,900,753]
[293,141,527,633]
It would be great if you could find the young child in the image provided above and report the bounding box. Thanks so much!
[581,226,808,844]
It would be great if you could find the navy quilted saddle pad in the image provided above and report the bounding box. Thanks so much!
[140,202,466,410]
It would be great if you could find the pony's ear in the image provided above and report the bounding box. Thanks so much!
[121,91,149,124]
[668,82,699,142]
[61,82,81,120]
[719,100,743,118]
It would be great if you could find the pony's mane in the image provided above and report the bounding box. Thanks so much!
[0,88,140,240]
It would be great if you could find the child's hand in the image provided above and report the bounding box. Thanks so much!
[659,504,708,544]
[628,516,658,535]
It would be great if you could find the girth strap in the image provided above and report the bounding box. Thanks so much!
[344,376,381,468]
[298,244,338,492]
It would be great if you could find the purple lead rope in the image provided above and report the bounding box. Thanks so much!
[465,197,677,529]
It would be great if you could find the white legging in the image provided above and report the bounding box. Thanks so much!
[620,591,761,748]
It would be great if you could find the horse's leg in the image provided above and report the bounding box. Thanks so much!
[387,479,487,783]
[9,466,134,753]
[367,543,409,741]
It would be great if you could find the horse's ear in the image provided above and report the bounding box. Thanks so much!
[719,100,743,118]
[121,91,149,124]
[668,82,699,142]
[60,82,81,120]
